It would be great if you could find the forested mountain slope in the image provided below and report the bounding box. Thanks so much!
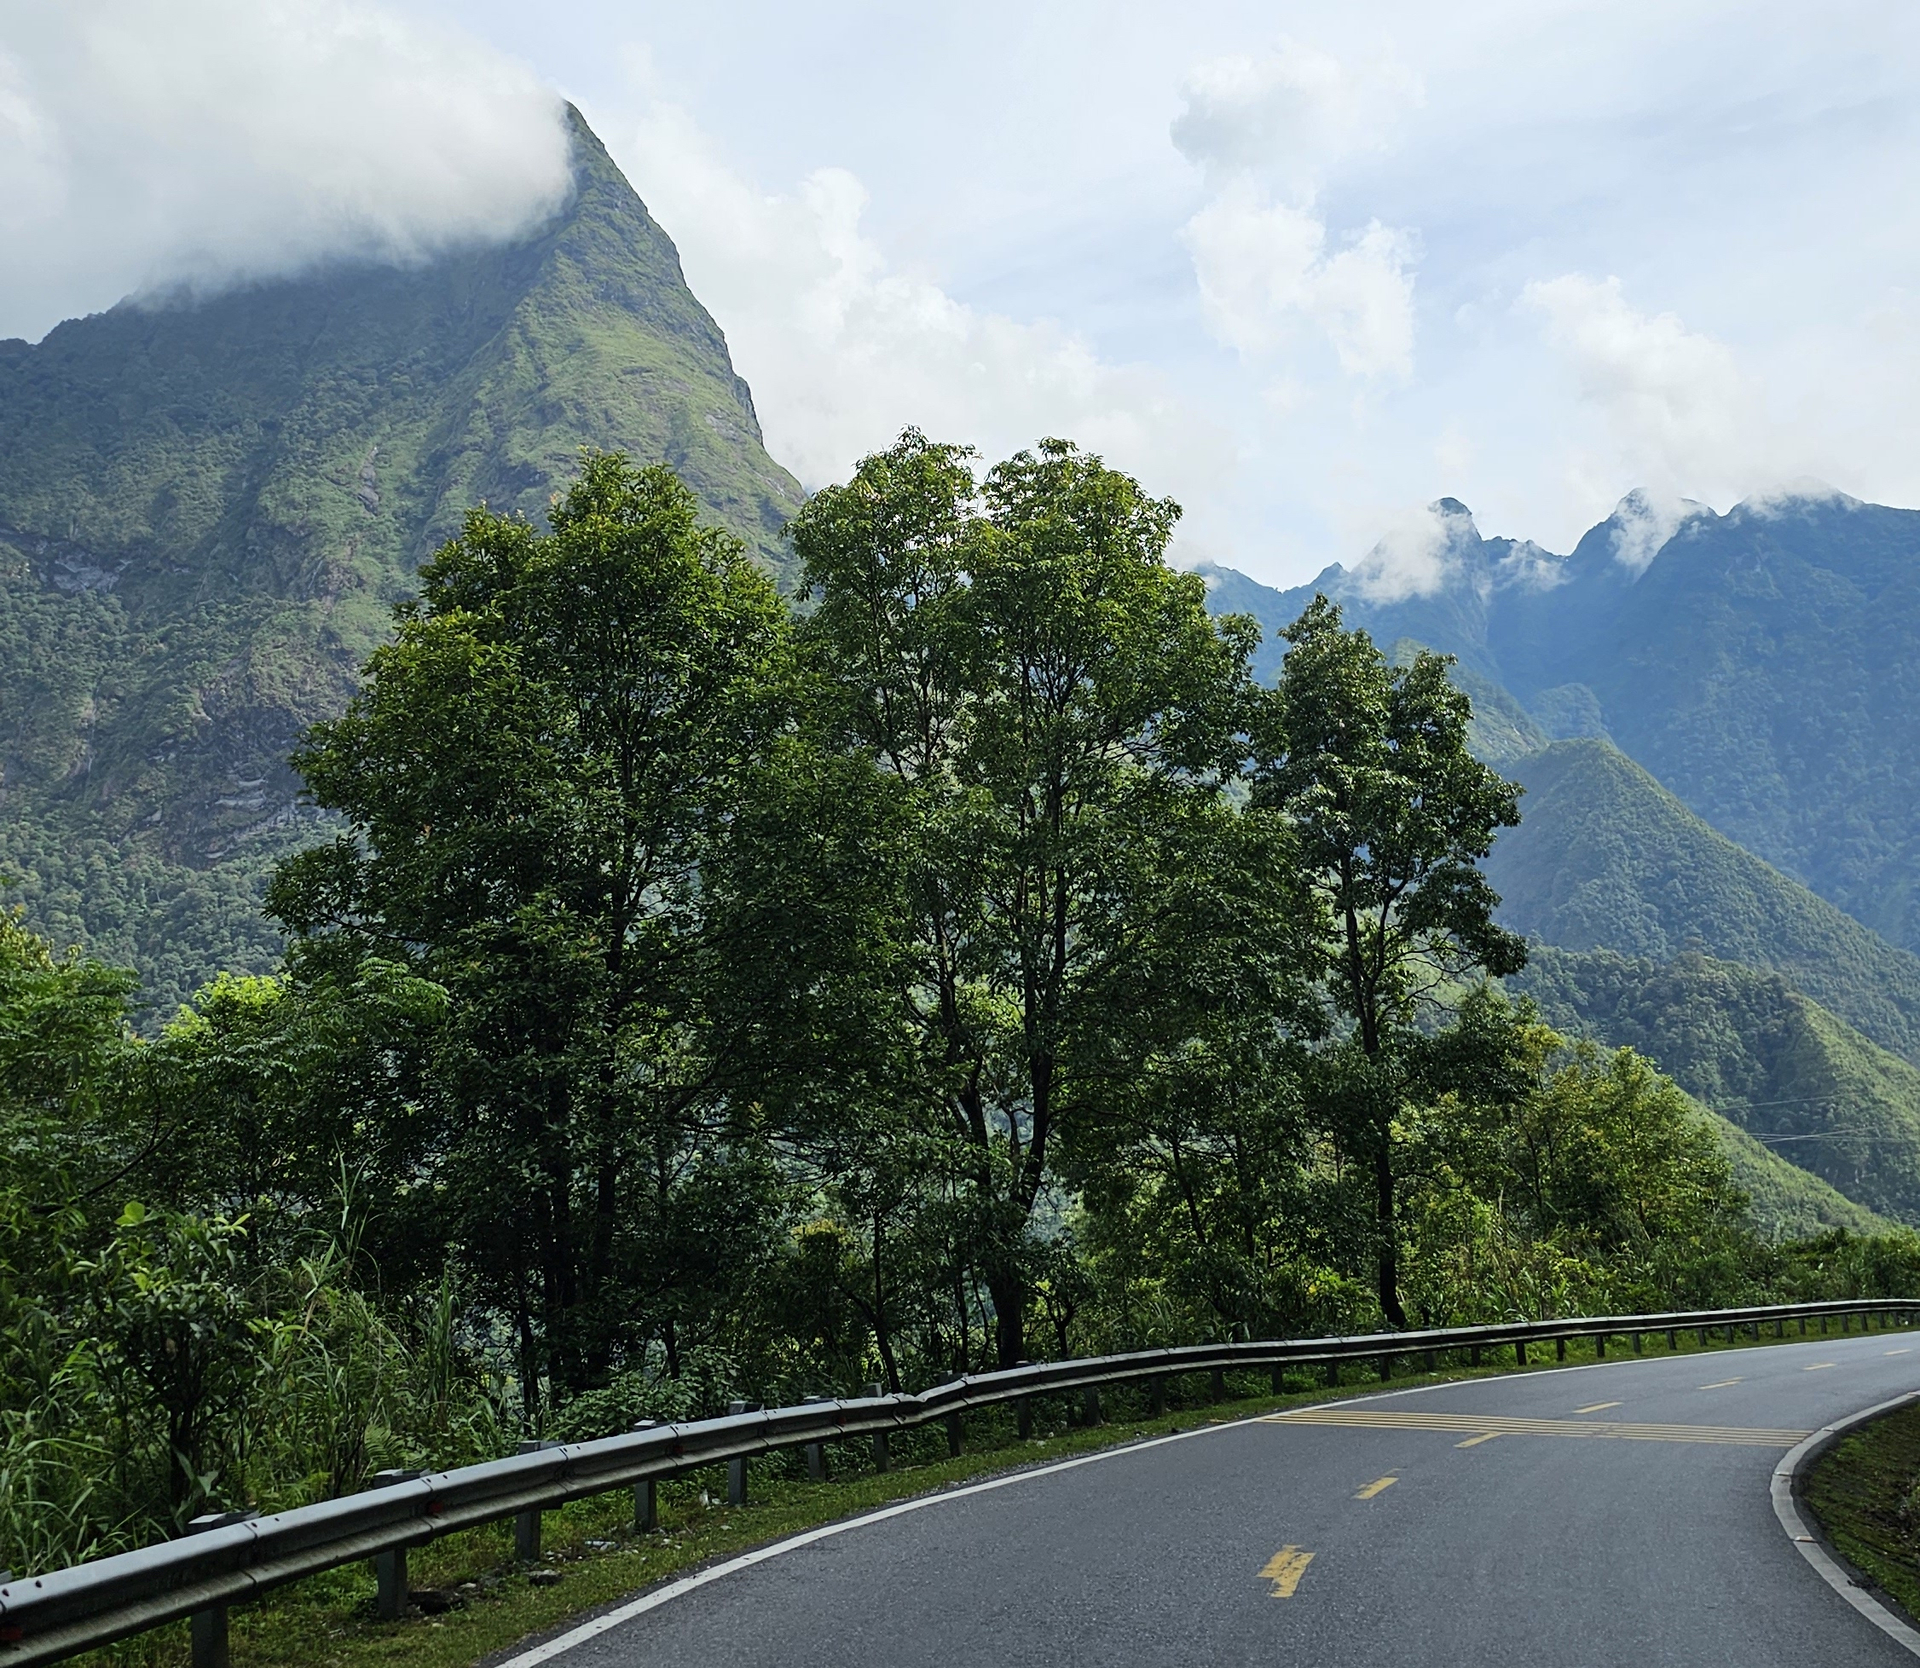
[1486,740,1920,1066]
[1516,946,1920,1227]
[0,110,802,1012]
[1201,489,1920,954]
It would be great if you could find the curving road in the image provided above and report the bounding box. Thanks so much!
[501,1332,1920,1667]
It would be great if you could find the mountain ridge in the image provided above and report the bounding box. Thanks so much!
[0,109,803,1012]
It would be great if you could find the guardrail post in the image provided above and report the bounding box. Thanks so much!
[1271,1365,1285,1394]
[1556,1337,1566,1361]
[946,1411,963,1456]
[1820,1316,1828,1334]
[1697,1326,1709,1346]
[1210,1368,1227,1402]
[1082,1386,1102,1424]
[1595,1334,1606,1358]
[1515,1341,1527,1366]
[515,1441,562,1560]
[863,1385,890,1471]
[1425,1349,1438,1372]
[1632,1332,1643,1354]
[1468,1345,1480,1367]
[1150,1376,1167,1417]
[1843,1314,1852,1334]
[186,1509,255,1667]
[630,1422,659,1530]
[1377,1354,1392,1381]
[801,1401,829,1482]
[727,1402,749,1504]
[366,1470,423,1620]
[1324,1360,1339,1387]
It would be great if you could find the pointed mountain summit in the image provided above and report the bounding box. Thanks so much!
[0,109,804,1010]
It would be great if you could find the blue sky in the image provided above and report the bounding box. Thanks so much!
[4,1,1919,585]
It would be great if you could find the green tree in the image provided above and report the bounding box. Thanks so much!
[270,454,792,1413]
[1256,598,1525,1327]
[790,431,1308,1365]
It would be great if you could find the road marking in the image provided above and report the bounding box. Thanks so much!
[1575,1401,1622,1413]
[1456,1432,1501,1448]
[1265,1408,1808,1447]
[1698,1378,1744,1389]
[1890,1349,1912,1357]
[1805,1363,1839,1372]
[1354,1475,1398,1498]
[1260,1546,1315,1597]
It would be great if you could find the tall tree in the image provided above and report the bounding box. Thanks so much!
[269,454,791,1411]
[790,430,1304,1366]
[1256,597,1525,1327]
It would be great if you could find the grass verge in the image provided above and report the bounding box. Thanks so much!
[78,1315,1909,1668]
[1804,1396,1920,1623]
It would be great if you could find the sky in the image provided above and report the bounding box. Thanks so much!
[2,1,1918,587]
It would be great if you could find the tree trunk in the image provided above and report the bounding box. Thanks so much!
[986,1263,1026,1368]
[1374,1132,1407,1329]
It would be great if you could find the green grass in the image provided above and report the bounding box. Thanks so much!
[71,1316,1916,1668]
[1804,1396,1920,1626]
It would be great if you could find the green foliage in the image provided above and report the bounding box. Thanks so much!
[1253,597,1525,1326]
[1516,944,1920,1228]
[270,453,794,1415]
[783,430,1309,1366]
[1486,739,1920,1065]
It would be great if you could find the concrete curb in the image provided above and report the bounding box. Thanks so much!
[1773,1388,1920,1658]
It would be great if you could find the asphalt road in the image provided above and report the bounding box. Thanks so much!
[510,1331,1920,1667]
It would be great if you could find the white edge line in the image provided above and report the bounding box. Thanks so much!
[491,1418,1246,1667]
[498,1334,1911,1666]
[1772,1388,1920,1658]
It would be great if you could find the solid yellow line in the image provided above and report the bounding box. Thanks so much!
[1266,1408,1808,1446]
[1697,1379,1744,1389]
[1575,1401,1622,1413]
[1456,1432,1501,1448]
[1354,1475,1398,1498]
[1259,1546,1314,1597]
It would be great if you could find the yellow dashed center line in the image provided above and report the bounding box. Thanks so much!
[1575,1401,1622,1413]
[1805,1362,1839,1372]
[1260,1546,1314,1597]
[1353,1475,1398,1499]
[1265,1408,1808,1446]
[1697,1378,1744,1389]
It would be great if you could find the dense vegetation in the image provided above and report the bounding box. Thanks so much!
[8,440,1919,1582]
[1484,739,1920,1065]
[0,110,800,1014]
[1516,946,1920,1227]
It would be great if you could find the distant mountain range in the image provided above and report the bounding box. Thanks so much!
[0,110,800,1011]
[1202,488,1920,955]
[1201,492,1920,1231]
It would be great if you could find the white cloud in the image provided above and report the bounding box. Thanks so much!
[1345,496,1476,601]
[0,0,572,341]
[1604,488,1710,573]
[1521,274,1775,508]
[1184,182,1416,377]
[1174,42,1421,384]
[611,98,1226,515]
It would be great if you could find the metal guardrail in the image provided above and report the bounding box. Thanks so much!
[0,1297,1910,1665]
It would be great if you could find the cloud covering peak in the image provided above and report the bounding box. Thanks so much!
[0,0,573,342]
